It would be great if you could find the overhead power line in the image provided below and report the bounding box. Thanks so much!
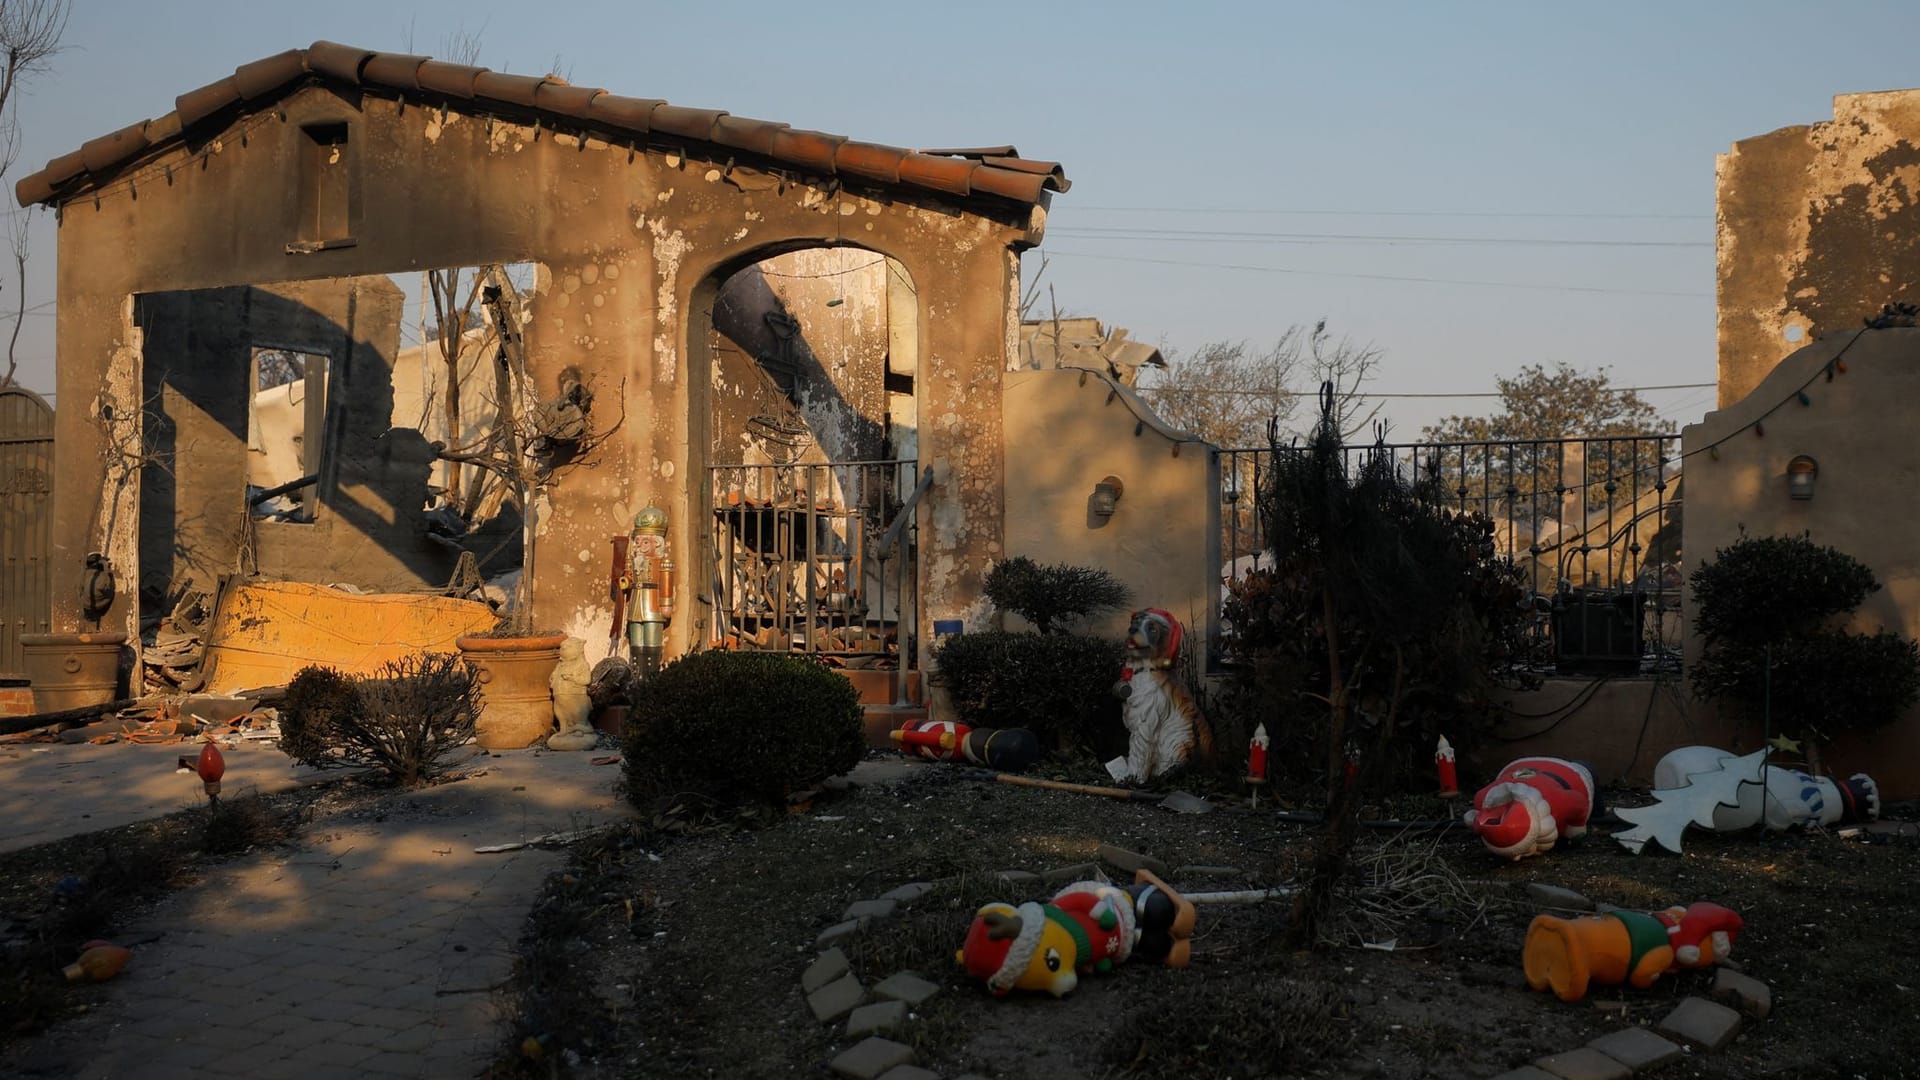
[1071,205,1709,221]
[1145,382,1714,400]
[1044,250,1710,299]
[1049,226,1708,250]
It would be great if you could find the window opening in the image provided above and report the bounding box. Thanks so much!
[248,347,330,522]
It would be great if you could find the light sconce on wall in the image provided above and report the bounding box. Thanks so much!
[1091,475,1125,518]
[1787,455,1819,500]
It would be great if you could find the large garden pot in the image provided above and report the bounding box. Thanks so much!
[457,633,566,749]
[22,632,128,713]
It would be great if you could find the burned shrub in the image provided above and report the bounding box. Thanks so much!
[623,650,863,808]
[278,653,480,785]
[934,630,1123,752]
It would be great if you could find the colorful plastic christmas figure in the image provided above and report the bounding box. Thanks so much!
[1612,746,1879,855]
[1524,902,1743,1002]
[891,719,1043,773]
[64,942,132,983]
[1111,609,1213,780]
[956,871,1196,997]
[1463,756,1596,860]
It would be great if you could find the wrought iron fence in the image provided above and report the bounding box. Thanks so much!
[707,459,922,699]
[1215,434,1683,674]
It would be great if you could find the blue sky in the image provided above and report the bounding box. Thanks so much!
[8,1,1916,436]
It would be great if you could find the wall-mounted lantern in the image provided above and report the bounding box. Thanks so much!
[1787,455,1819,500]
[1091,475,1125,518]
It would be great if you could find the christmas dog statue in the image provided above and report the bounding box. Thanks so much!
[1523,901,1744,1002]
[1112,609,1214,780]
[956,871,1197,997]
[1463,756,1597,860]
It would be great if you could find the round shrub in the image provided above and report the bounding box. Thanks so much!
[279,665,360,765]
[623,650,864,807]
[934,630,1124,752]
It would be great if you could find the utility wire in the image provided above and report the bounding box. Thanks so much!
[1071,205,1708,221]
[1049,226,1708,250]
[1044,250,1710,299]
[1144,382,1714,400]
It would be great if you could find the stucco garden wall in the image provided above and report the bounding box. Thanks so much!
[1682,327,1920,797]
[1000,368,1218,642]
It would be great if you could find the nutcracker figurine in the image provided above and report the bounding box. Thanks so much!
[622,506,677,677]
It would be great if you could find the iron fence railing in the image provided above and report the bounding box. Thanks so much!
[1215,434,1683,673]
[707,459,921,699]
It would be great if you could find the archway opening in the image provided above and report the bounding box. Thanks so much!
[701,247,923,702]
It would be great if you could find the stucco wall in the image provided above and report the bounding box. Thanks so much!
[1717,90,1920,406]
[1471,677,1712,790]
[47,83,1036,671]
[1001,368,1218,641]
[1683,327,1920,796]
[136,277,455,601]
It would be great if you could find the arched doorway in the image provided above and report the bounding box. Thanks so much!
[699,247,925,704]
[0,385,55,678]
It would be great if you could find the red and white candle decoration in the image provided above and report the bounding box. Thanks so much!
[1435,734,1459,798]
[1247,724,1269,783]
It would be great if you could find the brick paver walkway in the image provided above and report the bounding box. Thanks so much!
[1,740,341,854]
[5,749,629,1080]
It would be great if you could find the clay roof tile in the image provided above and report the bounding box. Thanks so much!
[232,49,309,100]
[471,71,547,108]
[833,141,905,185]
[969,166,1050,204]
[13,171,52,208]
[173,76,241,129]
[359,52,430,92]
[770,128,846,173]
[711,115,787,159]
[79,121,152,176]
[415,60,485,99]
[533,82,604,121]
[305,41,374,85]
[648,105,727,142]
[585,94,663,132]
[15,41,1066,209]
[896,152,977,197]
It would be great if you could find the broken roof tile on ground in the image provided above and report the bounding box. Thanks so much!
[15,41,1070,208]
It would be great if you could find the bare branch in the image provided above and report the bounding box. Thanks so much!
[0,0,71,179]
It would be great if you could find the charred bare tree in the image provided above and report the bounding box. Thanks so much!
[1249,385,1525,948]
[0,0,69,388]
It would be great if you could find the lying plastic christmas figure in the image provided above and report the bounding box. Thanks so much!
[890,718,1042,773]
[1463,756,1597,860]
[1524,901,1743,1002]
[956,871,1196,997]
[1612,745,1879,855]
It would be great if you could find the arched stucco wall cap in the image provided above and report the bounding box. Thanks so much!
[1686,328,1890,448]
[1024,365,1215,450]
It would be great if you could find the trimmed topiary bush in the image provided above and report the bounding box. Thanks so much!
[982,556,1130,635]
[934,630,1124,751]
[623,650,864,807]
[1690,533,1920,740]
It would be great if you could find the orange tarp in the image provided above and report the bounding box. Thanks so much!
[200,581,497,693]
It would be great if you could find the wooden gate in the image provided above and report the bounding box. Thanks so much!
[0,385,54,678]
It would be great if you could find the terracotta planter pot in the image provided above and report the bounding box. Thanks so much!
[457,633,566,749]
[593,704,630,738]
[22,632,128,713]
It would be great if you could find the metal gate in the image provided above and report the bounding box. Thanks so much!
[707,459,929,705]
[0,385,54,678]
